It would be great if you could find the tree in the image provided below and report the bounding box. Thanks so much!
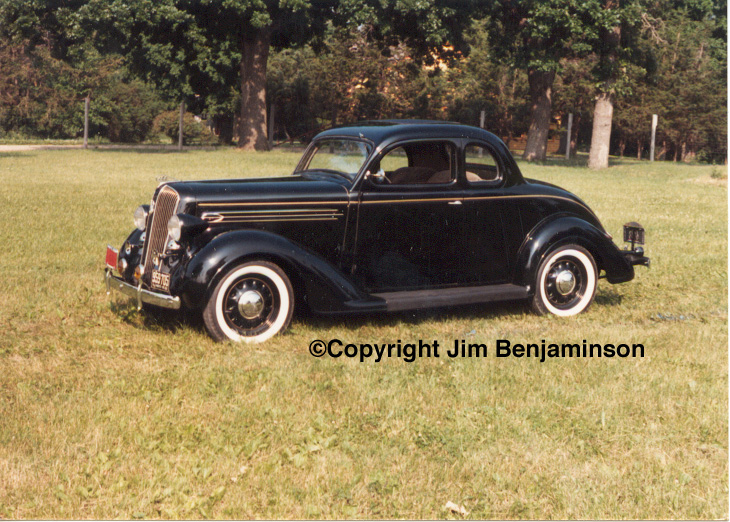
[218,0,338,150]
[266,24,454,140]
[0,38,81,138]
[2,0,488,149]
[486,0,602,161]
[586,0,630,169]
[552,56,599,155]
[77,0,480,150]
[270,0,479,138]
[0,1,164,142]
[68,0,337,149]
[336,0,479,64]
[588,0,725,167]
[445,20,530,142]
[308,25,443,124]
[645,3,727,162]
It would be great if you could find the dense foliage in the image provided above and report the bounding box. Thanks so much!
[153,110,220,146]
[0,0,725,162]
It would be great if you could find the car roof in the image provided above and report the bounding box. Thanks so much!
[314,120,504,147]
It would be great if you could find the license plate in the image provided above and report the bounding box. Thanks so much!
[623,222,645,245]
[151,270,171,292]
[105,245,118,270]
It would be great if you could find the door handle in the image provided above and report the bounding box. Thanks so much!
[448,200,462,205]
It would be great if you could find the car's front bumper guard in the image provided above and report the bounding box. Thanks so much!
[105,268,181,310]
[622,250,650,268]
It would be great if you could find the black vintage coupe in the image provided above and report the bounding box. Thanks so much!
[105,120,649,342]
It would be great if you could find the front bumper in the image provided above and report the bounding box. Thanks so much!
[622,249,650,268]
[105,268,181,310]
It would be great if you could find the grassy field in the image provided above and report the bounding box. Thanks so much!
[0,148,726,519]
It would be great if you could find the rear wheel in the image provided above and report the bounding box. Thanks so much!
[203,261,294,343]
[531,245,597,316]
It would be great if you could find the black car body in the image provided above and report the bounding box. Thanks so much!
[105,121,649,342]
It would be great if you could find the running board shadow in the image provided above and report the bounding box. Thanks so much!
[372,284,529,312]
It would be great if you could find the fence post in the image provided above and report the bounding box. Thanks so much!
[478,111,486,157]
[178,101,185,151]
[565,113,573,160]
[83,96,89,149]
[650,114,658,162]
[268,104,276,149]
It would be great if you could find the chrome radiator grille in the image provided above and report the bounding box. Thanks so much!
[142,185,179,286]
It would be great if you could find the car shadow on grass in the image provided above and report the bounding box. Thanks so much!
[300,299,530,331]
[110,300,205,334]
[110,297,529,337]
[594,286,624,307]
[111,291,623,339]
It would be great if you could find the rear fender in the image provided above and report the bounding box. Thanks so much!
[180,230,368,312]
[515,216,634,290]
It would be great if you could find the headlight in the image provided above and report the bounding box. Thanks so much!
[167,214,182,242]
[166,213,208,243]
[134,205,149,231]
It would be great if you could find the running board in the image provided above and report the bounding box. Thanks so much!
[371,284,529,312]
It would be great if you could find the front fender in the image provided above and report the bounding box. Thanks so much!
[515,216,635,290]
[116,228,145,284]
[179,230,369,312]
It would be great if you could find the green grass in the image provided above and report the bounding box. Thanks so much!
[0,149,726,519]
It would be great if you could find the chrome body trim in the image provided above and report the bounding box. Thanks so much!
[201,208,343,224]
[105,269,181,310]
[142,185,180,285]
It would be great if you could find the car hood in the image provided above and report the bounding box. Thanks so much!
[164,174,351,211]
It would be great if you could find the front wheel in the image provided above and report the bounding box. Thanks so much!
[203,260,294,343]
[530,245,597,316]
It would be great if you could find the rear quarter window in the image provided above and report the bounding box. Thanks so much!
[465,144,501,184]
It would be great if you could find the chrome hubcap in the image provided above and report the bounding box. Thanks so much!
[555,270,576,295]
[238,290,264,319]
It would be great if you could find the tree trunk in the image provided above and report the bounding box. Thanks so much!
[213,114,234,145]
[570,115,580,157]
[618,138,625,157]
[589,0,620,170]
[522,69,556,161]
[682,143,696,163]
[636,139,642,160]
[588,92,614,169]
[238,27,272,151]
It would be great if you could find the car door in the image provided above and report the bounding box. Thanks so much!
[350,140,467,293]
[460,141,511,284]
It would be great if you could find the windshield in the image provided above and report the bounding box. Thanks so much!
[296,138,372,180]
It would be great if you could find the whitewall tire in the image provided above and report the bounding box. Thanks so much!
[531,245,597,317]
[203,261,294,343]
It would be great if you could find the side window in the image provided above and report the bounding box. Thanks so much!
[379,141,456,185]
[465,144,501,184]
[379,146,409,173]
